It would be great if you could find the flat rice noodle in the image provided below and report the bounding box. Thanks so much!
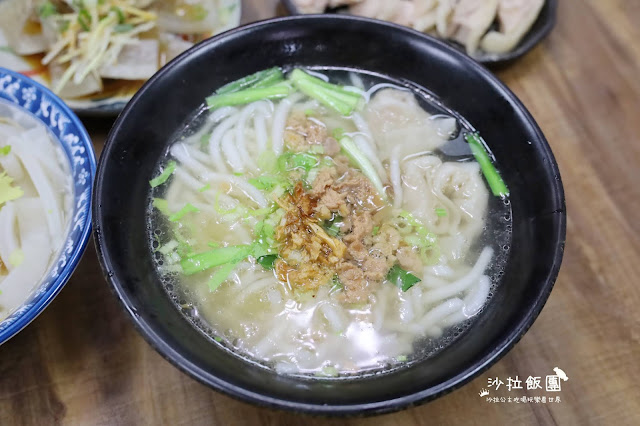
[99,39,159,80]
[49,61,103,98]
[0,197,52,317]
[0,0,48,55]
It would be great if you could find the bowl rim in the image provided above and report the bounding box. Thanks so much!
[94,14,566,416]
[0,67,96,345]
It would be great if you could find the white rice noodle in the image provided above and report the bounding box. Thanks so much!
[441,274,491,327]
[170,143,210,179]
[319,302,348,333]
[411,298,465,335]
[201,172,268,208]
[363,83,403,103]
[253,319,289,359]
[390,145,403,208]
[235,101,272,168]
[221,129,244,173]
[372,285,390,331]
[181,106,238,150]
[172,168,237,209]
[351,112,374,140]
[420,247,493,306]
[183,143,214,167]
[353,134,387,180]
[271,93,303,155]
[238,277,278,301]
[11,142,64,246]
[349,72,366,90]
[0,198,53,312]
[398,293,415,324]
[208,112,240,173]
[0,202,18,271]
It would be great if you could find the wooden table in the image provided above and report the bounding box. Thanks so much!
[1,1,639,424]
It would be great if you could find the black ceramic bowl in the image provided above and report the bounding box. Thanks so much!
[94,15,565,415]
[281,0,558,66]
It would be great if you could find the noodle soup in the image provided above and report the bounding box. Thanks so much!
[0,101,73,319]
[148,68,511,376]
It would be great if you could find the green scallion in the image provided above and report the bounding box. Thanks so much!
[208,262,237,291]
[387,264,421,292]
[339,136,387,200]
[215,67,284,95]
[181,245,253,275]
[464,132,509,197]
[152,198,170,215]
[168,203,200,222]
[206,82,292,109]
[257,254,278,270]
[149,160,176,187]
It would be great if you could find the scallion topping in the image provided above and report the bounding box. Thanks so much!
[465,132,509,197]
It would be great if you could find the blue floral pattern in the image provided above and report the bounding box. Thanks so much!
[0,68,96,341]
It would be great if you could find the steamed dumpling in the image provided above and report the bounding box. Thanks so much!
[365,89,449,161]
[450,0,499,54]
[481,0,545,54]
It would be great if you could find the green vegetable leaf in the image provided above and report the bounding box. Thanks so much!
[257,254,278,270]
[150,160,177,188]
[435,208,447,217]
[0,145,10,156]
[277,152,318,173]
[323,215,343,237]
[372,226,380,236]
[339,136,387,200]
[387,264,421,292]
[0,172,24,206]
[152,198,170,215]
[169,203,200,222]
[248,175,290,192]
[181,245,253,275]
[198,183,211,192]
[398,211,437,246]
[208,262,237,291]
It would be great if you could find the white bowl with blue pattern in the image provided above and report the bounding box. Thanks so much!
[0,67,95,344]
